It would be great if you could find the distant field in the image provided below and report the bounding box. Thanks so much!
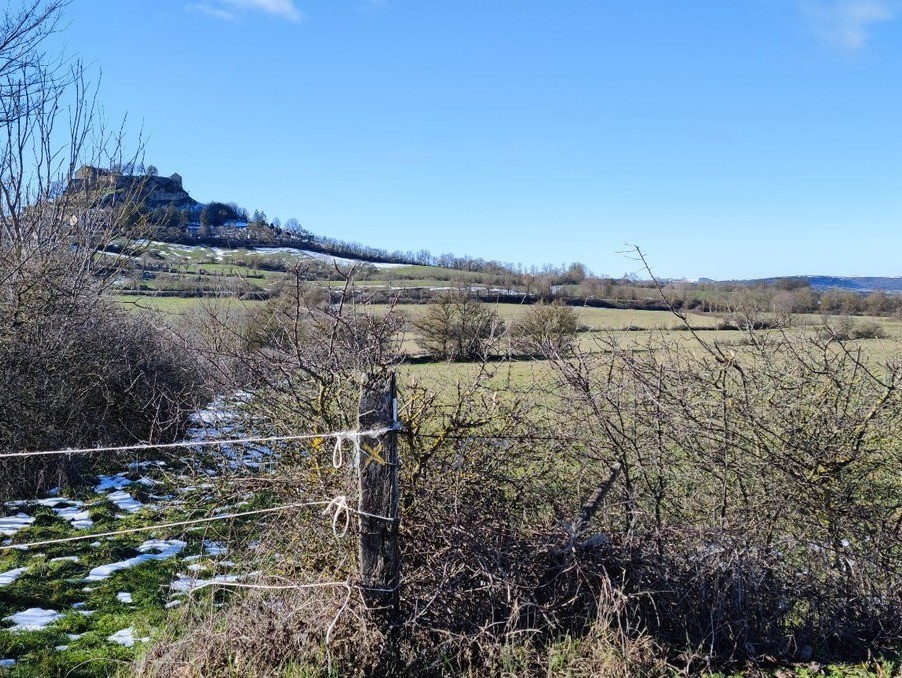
[115,289,902,364]
[116,295,264,315]
[374,303,721,333]
[109,243,902,368]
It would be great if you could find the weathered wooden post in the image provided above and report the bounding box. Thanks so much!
[358,372,400,615]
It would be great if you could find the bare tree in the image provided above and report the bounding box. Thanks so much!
[0,1,149,326]
[0,2,204,498]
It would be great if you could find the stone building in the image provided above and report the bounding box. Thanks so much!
[68,166,197,209]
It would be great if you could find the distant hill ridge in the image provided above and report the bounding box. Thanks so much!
[746,276,902,293]
[67,166,901,290]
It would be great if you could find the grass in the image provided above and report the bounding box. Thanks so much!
[0,446,279,676]
[116,295,264,315]
[115,286,902,364]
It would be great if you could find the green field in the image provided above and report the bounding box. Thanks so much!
[116,295,264,315]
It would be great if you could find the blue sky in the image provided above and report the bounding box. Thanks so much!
[53,1,902,279]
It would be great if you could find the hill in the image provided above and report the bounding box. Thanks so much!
[741,275,902,294]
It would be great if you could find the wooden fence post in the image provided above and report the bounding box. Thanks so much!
[358,372,400,615]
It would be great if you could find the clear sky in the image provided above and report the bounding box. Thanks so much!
[51,0,902,280]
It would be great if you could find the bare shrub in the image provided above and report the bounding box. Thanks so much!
[0,300,208,498]
[819,316,889,341]
[535,314,902,664]
[510,301,580,357]
[851,320,888,340]
[413,291,504,361]
[140,271,669,676]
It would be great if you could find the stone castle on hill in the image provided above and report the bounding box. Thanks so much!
[68,165,198,210]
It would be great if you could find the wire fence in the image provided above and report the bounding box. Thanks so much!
[0,428,394,460]
[2,402,600,666]
[1,419,403,669]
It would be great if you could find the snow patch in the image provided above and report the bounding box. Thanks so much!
[3,608,62,631]
[170,573,240,594]
[106,490,143,513]
[85,539,187,581]
[117,592,133,604]
[204,540,227,556]
[0,567,27,586]
[0,513,34,536]
[129,460,167,470]
[6,498,92,529]
[95,474,132,492]
[41,499,93,529]
[107,627,150,647]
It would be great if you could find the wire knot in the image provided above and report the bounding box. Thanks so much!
[332,433,362,469]
[322,495,351,538]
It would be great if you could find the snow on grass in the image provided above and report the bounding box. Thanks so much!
[0,659,15,667]
[106,490,143,513]
[48,556,79,563]
[244,246,407,269]
[107,627,150,647]
[0,513,34,536]
[94,474,150,513]
[188,397,236,428]
[56,508,93,528]
[204,540,227,556]
[85,539,186,582]
[116,592,133,604]
[5,498,92,529]
[36,498,93,529]
[95,474,132,492]
[3,608,62,631]
[129,460,167,470]
[0,567,28,586]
